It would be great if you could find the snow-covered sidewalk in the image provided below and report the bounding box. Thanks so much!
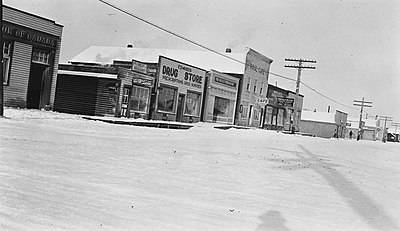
[1,108,399,231]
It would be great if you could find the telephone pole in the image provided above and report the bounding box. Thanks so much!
[379,115,393,142]
[284,58,316,132]
[353,97,372,140]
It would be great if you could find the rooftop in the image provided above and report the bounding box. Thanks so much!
[69,46,248,74]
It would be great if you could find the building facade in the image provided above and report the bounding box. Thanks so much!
[264,84,303,131]
[2,5,63,109]
[116,60,157,119]
[236,49,273,127]
[202,70,239,124]
[154,56,206,123]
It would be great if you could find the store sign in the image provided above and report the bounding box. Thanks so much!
[133,77,153,87]
[277,97,294,107]
[256,98,269,104]
[2,24,57,48]
[132,59,147,74]
[158,56,206,91]
[214,76,237,88]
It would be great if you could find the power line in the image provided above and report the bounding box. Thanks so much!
[98,0,357,112]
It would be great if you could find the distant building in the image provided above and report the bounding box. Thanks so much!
[2,5,63,109]
[299,110,348,138]
[347,117,381,141]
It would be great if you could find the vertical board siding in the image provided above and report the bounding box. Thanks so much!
[49,37,62,107]
[4,42,32,107]
[3,6,63,37]
[95,79,119,116]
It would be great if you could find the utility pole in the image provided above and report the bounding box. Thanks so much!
[284,58,316,133]
[379,115,393,142]
[353,97,372,140]
[0,0,4,117]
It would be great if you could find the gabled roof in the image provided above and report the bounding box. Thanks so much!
[69,46,247,74]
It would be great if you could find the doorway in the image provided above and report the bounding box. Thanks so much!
[248,105,253,126]
[176,94,185,122]
[27,63,47,109]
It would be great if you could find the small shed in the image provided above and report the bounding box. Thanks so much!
[54,69,118,116]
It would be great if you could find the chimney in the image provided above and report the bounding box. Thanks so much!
[127,44,133,48]
[225,48,231,53]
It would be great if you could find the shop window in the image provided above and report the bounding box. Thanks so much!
[130,86,149,113]
[3,42,12,85]
[185,91,201,116]
[265,106,273,125]
[32,50,50,65]
[157,85,176,113]
[213,96,231,118]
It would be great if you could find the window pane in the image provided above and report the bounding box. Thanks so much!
[214,97,230,117]
[185,92,201,116]
[157,86,176,112]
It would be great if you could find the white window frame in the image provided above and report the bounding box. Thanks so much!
[32,50,50,65]
[130,85,150,113]
[3,42,12,85]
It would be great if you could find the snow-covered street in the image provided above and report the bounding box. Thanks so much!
[1,108,399,231]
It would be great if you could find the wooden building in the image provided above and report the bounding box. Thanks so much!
[54,64,118,116]
[2,5,63,109]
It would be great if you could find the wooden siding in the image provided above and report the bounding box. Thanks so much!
[3,6,63,37]
[49,36,62,107]
[95,79,119,116]
[53,75,98,116]
[299,120,337,138]
[4,42,32,107]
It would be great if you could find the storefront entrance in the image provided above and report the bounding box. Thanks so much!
[27,63,47,109]
[176,94,185,122]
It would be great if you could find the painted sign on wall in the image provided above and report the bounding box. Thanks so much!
[158,56,206,92]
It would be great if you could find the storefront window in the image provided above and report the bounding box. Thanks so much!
[185,91,201,116]
[130,86,149,113]
[3,42,12,85]
[265,106,273,125]
[213,96,230,118]
[32,50,50,65]
[157,86,176,113]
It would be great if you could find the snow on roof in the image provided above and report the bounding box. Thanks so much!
[363,118,378,128]
[301,110,336,124]
[69,46,246,74]
[58,70,117,79]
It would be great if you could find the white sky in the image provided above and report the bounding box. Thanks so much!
[4,0,400,120]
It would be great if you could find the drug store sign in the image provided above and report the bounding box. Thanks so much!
[158,56,206,91]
